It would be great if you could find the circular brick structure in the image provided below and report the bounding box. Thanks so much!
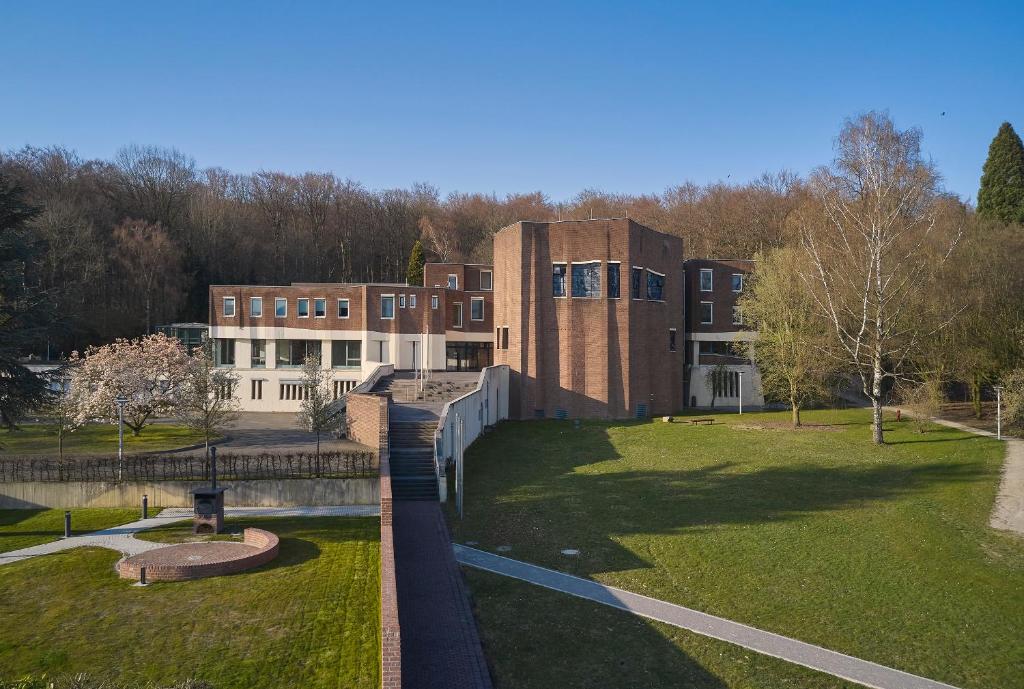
[118,528,279,582]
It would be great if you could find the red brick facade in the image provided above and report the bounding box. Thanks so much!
[346,393,390,451]
[494,219,684,419]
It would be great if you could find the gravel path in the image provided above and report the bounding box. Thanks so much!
[0,505,379,566]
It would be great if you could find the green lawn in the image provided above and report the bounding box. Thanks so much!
[0,423,207,456]
[449,409,1024,689]
[0,516,381,689]
[0,508,144,553]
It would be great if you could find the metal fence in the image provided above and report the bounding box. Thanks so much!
[0,451,379,483]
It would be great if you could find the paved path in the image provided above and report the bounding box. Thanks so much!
[394,502,492,689]
[0,505,379,566]
[923,417,1024,535]
[455,545,962,689]
[168,412,371,455]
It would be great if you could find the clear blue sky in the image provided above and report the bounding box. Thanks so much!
[2,1,1021,203]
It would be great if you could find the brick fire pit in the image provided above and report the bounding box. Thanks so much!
[117,528,279,582]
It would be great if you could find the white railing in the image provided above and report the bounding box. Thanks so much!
[433,365,509,503]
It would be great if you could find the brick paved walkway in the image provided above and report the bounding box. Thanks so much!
[455,545,962,689]
[393,502,492,689]
[0,505,379,566]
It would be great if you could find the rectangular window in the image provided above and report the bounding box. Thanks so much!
[552,263,567,297]
[223,297,236,317]
[399,294,407,309]
[431,295,439,309]
[571,261,601,298]
[275,339,321,367]
[337,298,350,318]
[410,294,417,308]
[480,270,493,291]
[732,305,743,325]
[250,379,263,400]
[381,295,395,319]
[631,267,642,299]
[471,296,484,321]
[700,269,713,292]
[214,338,235,366]
[331,340,362,368]
[249,297,262,318]
[647,271,665,301]
[669,329,677,352]
[314,298,326,318]
[453,302,463,328]
[700,301,713,325]
[608,263,620,299]
[250,339,266,368]
[731,273,744,292]
[447,274,458,290]
[297,298,310,318]
[275,297,287,318]
[501,326,509,350]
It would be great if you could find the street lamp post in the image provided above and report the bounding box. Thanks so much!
[115,395,128,481]
[738,371,743,416]
[994,386,1003,441]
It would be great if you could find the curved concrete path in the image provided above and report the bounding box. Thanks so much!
[0,505,379,566]
[455,545,962,689]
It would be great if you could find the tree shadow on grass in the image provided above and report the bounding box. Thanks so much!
[457,421,990,576]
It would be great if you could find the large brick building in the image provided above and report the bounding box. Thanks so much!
[207,219,764,416]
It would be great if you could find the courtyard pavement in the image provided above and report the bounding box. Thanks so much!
[168,412,371,455]
[0,505,379,566]
[454,545,963,689]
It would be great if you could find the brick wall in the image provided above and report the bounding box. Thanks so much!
[683,258,755,333]
[380,450,400,689]
[346,393,390,451]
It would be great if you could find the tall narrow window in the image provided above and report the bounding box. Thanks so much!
[501,326,509,350]
[250,297,263,318]
[381,295,395,319]
[480,270,493,290]
[399,295,407,309]
[571,262,601,298]
[631,267,642,299]
[731,273,744,292]
[647,271,665,301]
[447,274,458,290]
[297,298,310,318]
[314,298,326,318]
[700,302,713,325]
[431,295,439,309]
[608,263,620,299]
[275,297,287,318]
[251,339,266,368]
[223,297,236,317]
[471,297,485,321]
[700,269,713,292]
[669,329,677,352]
[410,294,417,308]
[552,263,567,297]
[214,338,235,366]
[337,298,350,318]
[732,305,743,325]
[453,302,464,328]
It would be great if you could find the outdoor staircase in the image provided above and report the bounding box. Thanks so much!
[372,375,478,404]
[388,421,439,501]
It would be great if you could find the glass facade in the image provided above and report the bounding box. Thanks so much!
[332,340,361,368]
[571,262,601,298]
[276,339,321,367]
[446,342,493,372]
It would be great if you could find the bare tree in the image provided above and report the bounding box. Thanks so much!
[113,219,184,333]
[798,112,961,444]
[296,354,340,474]
[418,215,459,262]
[176,340,240,459]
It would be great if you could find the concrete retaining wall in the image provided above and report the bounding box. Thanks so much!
[0,477,379,509]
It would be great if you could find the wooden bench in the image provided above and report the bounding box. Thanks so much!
[690,417,715,426]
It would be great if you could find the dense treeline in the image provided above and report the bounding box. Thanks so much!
[0,145,803,355]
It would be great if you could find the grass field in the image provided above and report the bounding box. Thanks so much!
[449,409,1023,689]
[0,508,143,553]
[0,516,381,688]
[0,423,206,455]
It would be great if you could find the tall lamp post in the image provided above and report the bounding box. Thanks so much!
[994,385,1003,441]
[115,395,128,481]
[738,371,744,415]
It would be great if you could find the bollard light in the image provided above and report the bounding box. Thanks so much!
[64,510,71,538]
[139,566,147,586]
[142,494,149,520]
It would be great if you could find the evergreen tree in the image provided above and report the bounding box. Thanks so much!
[406,239,425,286]
[978,122,1024,224]
[0,173,52,428]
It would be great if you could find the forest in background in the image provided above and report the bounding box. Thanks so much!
[0,145,805,355]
